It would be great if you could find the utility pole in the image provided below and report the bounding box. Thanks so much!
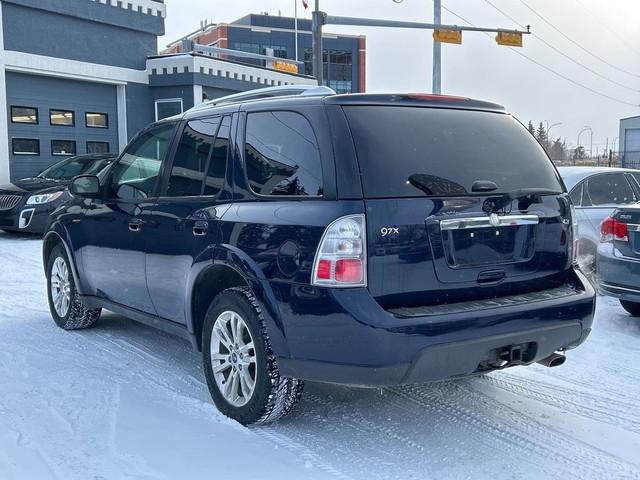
[312,0,323,86]
[311,7,529,89]
[433,0,441,94]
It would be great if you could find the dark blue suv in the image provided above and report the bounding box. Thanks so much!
[43,86,595,425]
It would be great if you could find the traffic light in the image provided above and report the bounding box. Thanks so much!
[433,29,462,45]
[495,32,523,47]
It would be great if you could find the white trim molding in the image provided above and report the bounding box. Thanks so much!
[3,51,148,85]
[89,0,166,18]
[148,55,316,87]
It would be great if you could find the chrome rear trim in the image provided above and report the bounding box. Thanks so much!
[440,214,539,231]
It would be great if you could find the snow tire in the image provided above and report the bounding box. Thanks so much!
[46,244,101,330]
[202,287,304,425]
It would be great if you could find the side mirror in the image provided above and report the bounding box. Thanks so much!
[69,175,100,198]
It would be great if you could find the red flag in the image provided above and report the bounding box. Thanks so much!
[302,0,308,9]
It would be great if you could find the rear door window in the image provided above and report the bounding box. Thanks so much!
[343,106,563,198]
[166,118,220,197]
[585,173,636,206]
[569,183,583,206]
[244,111,323,196]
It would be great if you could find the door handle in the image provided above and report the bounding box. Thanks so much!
[193,221,208,236]
[129,218,143,232]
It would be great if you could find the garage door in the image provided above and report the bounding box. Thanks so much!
[625,128,640,167]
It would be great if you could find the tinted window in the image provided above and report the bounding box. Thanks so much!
[11,106,38,124]
[109,123,173,199]
[568,183,583,206]
[87,141,109,154]
[50,109,74,126]
[51,140,76,156]
[585,174,636,206]
[12,138,39,155]
[343,106,563,198]
[39,156,113,179]
[245,111,322,196]
[166,118,220,197]
[86,112,108,128]
[204,116,231,196]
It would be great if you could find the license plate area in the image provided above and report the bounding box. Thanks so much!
[440,214,538,268]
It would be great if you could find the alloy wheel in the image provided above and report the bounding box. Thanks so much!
[50,257,71,318]
[210,310,257,407]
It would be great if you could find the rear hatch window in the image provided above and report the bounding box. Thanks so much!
[343,106,563,198]
[342,105,571,308]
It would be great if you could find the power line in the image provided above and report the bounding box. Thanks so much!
[519,0,640,79]
[484,0,639,93]
[572,0,640,58]
[439,3,639,107]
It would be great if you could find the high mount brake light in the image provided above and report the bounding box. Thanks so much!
[312,214,367,287]
[601,216,629,242]
[407,93,470,102]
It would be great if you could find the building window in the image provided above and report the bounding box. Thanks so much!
[11,106,38,124]
[51,140,76,156]
[304,49,353,94]
[50,109,75,126]
[155,99,183,121]
[263,45,287,58]
[86,112,108,128]
[12,138,40,155]
[87,141,110,154]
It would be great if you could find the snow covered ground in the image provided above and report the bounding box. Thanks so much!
[1,230,639,480]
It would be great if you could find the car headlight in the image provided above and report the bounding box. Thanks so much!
[26,191,64,205]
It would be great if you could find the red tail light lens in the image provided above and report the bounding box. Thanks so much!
[335,259,363,283]
[601,216,628,242]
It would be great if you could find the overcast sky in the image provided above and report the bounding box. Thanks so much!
[158,0,640,157]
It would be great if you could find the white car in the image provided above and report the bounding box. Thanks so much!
[557,166,640,272]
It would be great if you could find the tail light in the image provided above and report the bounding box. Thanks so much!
[570,206,580,265]
[601,216,629,242]
[312,214,366,287]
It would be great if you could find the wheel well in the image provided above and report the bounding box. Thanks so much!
[578,238,597,256]
[42,233,62,268]
[192,265,247,351]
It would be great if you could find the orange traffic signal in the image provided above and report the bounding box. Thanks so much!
[433,29,462,45]
[495,32,523,47]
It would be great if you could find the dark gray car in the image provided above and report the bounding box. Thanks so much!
[558,166,640,273]
[597,204,640,316]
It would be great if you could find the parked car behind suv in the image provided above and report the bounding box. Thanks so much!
[597,205,640,316]
[43,86,595,425]
[0,153,116,234]
[557,166,640,274]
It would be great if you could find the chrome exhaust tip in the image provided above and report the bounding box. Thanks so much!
[537,352,566,368]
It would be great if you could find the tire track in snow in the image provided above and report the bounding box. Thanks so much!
[478,373,640,434]
[391,380,640,479]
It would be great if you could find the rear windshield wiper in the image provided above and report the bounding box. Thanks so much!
[483,188,562,214]
[408,174,468,196]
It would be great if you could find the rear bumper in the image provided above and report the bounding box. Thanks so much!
[597,243,640,302]
[272,270,595,386]
[279,323,590,386]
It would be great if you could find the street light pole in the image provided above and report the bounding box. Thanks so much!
[312,0,323,86]
[547,122,562,139]
[577,127,590,164]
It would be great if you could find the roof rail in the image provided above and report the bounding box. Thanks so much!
[188,85,336,111]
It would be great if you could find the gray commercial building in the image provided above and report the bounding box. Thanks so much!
[0,1,317,184]
[620,116,640,168]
